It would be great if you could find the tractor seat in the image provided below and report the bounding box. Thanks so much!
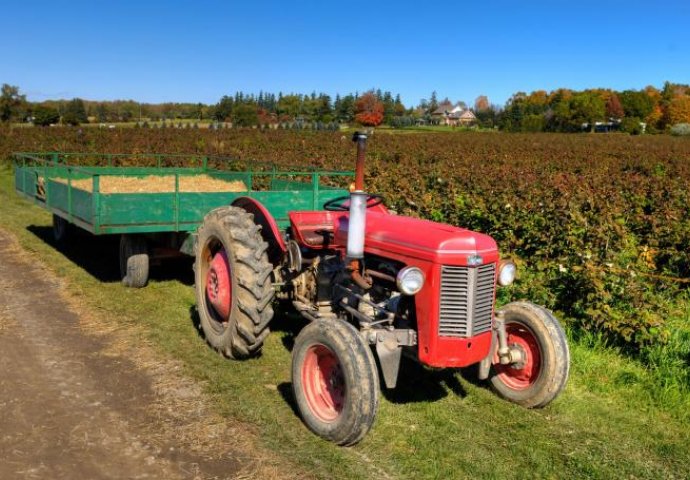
[289,211,343,250]
[301,227,334,247]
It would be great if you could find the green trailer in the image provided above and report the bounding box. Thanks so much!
[13,152,353,286]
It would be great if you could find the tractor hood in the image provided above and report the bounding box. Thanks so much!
[336,211,499,265]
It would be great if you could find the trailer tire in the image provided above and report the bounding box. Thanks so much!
[195,206,274,359]
[489,302,569,408]
[292,320,379,446]
[52,214,71,245]
[119,234,150,288]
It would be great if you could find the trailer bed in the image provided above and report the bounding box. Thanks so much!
[14,152,352,235]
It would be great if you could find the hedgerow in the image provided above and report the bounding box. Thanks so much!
[2,127,689,351]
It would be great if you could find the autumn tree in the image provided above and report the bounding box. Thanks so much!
[354,92,384,126]
[605,93,624,119]
[667,95,690,125]
[0,84,26,122]
[474,95,490,111]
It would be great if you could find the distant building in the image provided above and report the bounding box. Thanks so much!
[430,102,477,126]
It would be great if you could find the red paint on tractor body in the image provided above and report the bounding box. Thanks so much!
[288,209,500,368]
[206,250,231,320]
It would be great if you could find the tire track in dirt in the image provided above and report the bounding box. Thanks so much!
[0,228,303,480]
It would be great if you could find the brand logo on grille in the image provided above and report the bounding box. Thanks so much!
[467,254,483,266]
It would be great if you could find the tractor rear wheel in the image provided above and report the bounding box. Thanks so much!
[489,302,569,408]
[291,319,379,446]
[119,234,149,288]
[194,206,274,359]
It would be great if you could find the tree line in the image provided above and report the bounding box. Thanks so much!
[2,82,689,132]
[497,82,690,133]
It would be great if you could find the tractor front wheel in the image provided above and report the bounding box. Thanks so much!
[291,320,379,446]
[489,302,569,408]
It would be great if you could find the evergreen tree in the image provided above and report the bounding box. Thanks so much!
[62,98,88,125]
[429,91,439,112]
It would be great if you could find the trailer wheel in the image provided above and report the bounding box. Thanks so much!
[195,206,274,359]
[489,302,570,408]
[292,320,379,446]
[119,234,149,288]
[52,214,71,245]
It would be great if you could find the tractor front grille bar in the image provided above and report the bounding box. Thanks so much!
[438,263,496,338]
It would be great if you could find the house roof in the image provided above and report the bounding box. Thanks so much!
[431,102,454,115]
[447,109,477,120]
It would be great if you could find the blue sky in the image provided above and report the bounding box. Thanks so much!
[3,1,689,107]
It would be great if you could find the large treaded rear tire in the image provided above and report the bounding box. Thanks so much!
[489,302,570,408]
[292,319,380,446]
[195,206,274,359]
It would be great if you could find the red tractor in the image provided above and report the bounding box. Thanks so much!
[194,133,569,445]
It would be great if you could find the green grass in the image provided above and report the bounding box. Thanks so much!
[1,165,689,479]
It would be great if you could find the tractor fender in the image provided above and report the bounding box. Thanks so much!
[231,197,287,265]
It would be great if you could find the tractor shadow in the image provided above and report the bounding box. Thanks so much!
[187,304,305,416]
[381,355,469,404]
[27,225,194,286]
[268,309,470,407]
[270,309,310,416]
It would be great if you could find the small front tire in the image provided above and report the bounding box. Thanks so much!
[489,302,569,408]
[291,320,379,446]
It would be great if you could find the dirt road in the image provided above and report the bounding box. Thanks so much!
[0,229,295,480]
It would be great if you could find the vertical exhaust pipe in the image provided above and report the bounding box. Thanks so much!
[347,132,372,288]
[347,132,368,260]
[346,190,367,259]
[353,131,367,191]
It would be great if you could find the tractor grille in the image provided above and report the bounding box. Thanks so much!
[439,263,496,338]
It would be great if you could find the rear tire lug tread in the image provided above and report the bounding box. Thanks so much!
[195,206,275,360]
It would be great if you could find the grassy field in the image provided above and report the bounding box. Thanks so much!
[1,165,689,479]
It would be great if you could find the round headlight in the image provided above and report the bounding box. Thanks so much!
[396,266,425,295]
[498,260,516,286]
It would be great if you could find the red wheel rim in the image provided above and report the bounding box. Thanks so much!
[301,344,345,422]
[206,248,231,320]
[494,322,542,390]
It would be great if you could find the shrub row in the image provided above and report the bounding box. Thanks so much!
[2,127,689,349]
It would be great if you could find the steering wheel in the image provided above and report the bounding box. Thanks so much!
[323,194,385,212]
